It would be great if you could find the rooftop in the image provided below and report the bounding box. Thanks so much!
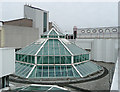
[25,4,49,12]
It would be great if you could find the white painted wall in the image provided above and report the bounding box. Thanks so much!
[77,27,118,39]
[74,39,93,49]
[0,48,15,77]
[74,39,118,63]
[35,9,43,35]
[24,5,49,37]
[91,39,118,63]
[111,59,118,91]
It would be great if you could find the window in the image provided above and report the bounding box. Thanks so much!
[92,29,97,33]
[43,12,47,33]
[87,29,91,33]
[105,29,110,33]
[81,30,85,33]
[99,29,103,33]
[112,28,117,32]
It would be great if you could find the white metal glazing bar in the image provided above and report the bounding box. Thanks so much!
[26,65,36,78]
[72,64,83,77]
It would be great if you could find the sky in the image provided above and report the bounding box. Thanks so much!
[1,2,118,33]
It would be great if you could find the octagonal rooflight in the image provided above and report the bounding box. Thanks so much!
[15,27,103,80]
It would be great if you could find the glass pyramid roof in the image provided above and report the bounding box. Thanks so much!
[43,28,65,36]
[41,28,65,38]
[15,28,103,80]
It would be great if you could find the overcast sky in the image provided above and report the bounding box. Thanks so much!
[1,2,118,33]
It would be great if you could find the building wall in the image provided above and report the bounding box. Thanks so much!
[70,26,118,63]
[111,59,118,91]
[0,48,2,76]
[76,27,118,39]
[3,18,33,27]
[73,39,118,63]
[91,39,118,63]
[49,22,52,30]
[2,25,39,48]
[0,27,1,47]
[24,5,49,37]
[0,48,15,77]
[74,39,93,49]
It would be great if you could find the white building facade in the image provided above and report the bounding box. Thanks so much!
[71,26,118,63]
[0,48,15,89]
[24,5,49,37]
[74,26,118,39]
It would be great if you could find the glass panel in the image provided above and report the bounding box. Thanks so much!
[37,40,48,55]
[80,54,84,61]
[28,55,32,63]
[61,56,65,64]
[66,56,71,64]
[54,39,60,55]
[21,65,83,78]
[19,64,33,77]
[65,43,88,55]
[55,56,60,64]
[18,54,22,61]
[60,36,64,38]
[43,66,48,77]
[37,56,42,64]
[41,35,44,38]
[49,39,54,55]
[37,39,71,56]
[74,56,79,63]
[49,36,53,38]
[55,66,61,77]
[15,62,20,70]
[86,54,89,60]
[82,54,85,61]
[44,35,47,38]
[38,49,43,55]
[74,56,76,63]
[43,56,48,64]
[75,62,102,77]
[24,86,50,91]
[61,66,67,76]
[16,63,27,75]
[24,55,27,62]
[54,36,58,38]
[36,66,42,78]
[16,54,19,61]
[49,30,57,35]
[49,66,54,77]
[67,66,73,76]
[43,41,48,55]
[72,66,80,77]
[17,43,43,55]
[80,55,82,62]
[15,63,23,72]
[32,56,35,64]
[49,56,54,64]
[59,43,65,55]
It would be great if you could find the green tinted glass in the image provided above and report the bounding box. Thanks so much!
[37,56,42,64]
